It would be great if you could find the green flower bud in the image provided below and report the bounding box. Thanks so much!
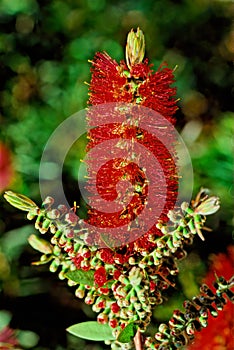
[126,28,145,70]
[195,196,220,215]
[186,322,196,335]
[49,258,60,272]
[75,285,85,298]
[27,209,38,220]
[58,270,66,280]
[53,245,61,256]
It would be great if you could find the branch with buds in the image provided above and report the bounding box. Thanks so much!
[4,188,228,350]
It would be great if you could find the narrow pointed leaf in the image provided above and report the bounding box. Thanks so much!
[28,234,53,254]
[117,322,138,343]
[65,269,95,286]
[4,191,38,211]
[66,321,115,341]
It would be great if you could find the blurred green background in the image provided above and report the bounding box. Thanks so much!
[0,0,233,349]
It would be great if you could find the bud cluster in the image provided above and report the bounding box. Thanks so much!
[143,275,234,350]
[3,189,226,349]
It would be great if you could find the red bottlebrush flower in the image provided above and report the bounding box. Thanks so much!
[94,266,107,287]
[205,246,234,286]
[0,327,19,349]
[86,28,178,255]
[88,52,133,105]
[187,246,234,350]
[0,143,14,193]
[88,55,177,123]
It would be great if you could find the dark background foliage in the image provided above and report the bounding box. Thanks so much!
[0,0,233,349]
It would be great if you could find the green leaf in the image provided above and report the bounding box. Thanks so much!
[65,270,95,286]
[4,191,38,211]
[66,321,115,341]
[17,330,39,348]
[28,234,53,254]
[0,310,12,330]
[117,322,137,343]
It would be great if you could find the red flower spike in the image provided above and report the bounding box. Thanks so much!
[86,28,178,257]
[187,247,234,350]
[205,246,234,287]
[0,143,15,192]
[0,327,19,349]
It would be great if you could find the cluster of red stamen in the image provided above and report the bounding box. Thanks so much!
[85,40,178,258]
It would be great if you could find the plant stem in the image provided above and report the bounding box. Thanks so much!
[134,329,143,350]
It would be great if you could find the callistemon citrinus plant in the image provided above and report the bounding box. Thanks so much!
[4,29,234,350]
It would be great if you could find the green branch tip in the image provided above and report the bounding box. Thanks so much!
[4,191,38,211]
